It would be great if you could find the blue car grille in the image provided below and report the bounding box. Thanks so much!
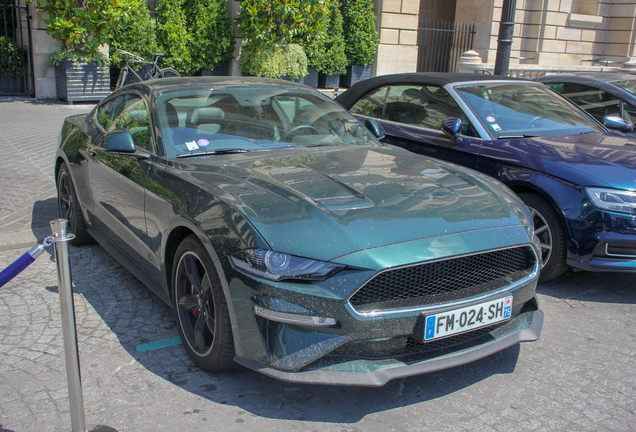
[349,246,536,312]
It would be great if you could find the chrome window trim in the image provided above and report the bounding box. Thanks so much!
[346,244,540,318]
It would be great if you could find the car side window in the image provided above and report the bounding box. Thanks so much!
[349,86,388,118]
[551,82,621,122]
[383,85,474,134]
[623,102,636,124]
[107,94,152,151]
[95,95,127,130]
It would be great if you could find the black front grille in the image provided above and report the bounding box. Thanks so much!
[350,246,535,312]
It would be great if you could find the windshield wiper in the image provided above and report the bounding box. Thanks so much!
[498,134,539,139]
[176,148,251,158]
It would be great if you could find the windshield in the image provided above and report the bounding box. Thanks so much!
[610,79,636,96]
[157,87,379,158]
[453,83,602,138]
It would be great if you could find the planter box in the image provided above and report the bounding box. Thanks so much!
[318,73,340,89]
[293,67,319,87]
[340,65,371,88]
[56,60,110,104]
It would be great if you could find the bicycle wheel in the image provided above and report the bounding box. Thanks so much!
[115,67,129,89]
[158,68,181,78]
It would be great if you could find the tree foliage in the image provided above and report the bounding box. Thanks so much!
[156,0,192,75]
[184,0,235,72]
[238,0,329,78]
[29,0,135,64]
[309,2,347,76]
[341,0,378,66]
[107,0,158,70]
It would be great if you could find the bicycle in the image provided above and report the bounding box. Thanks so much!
[115,49,181,89]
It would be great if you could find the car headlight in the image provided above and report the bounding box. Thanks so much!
[585,187,636,215]
[230,249,345,281]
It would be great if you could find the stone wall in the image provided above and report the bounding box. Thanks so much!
[456,0,636,67]
[375,0,420,76]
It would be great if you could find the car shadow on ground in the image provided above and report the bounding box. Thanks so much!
[34,242,522,423]
[536,270,636,305]
[30,197,527,422]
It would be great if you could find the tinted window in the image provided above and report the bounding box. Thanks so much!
[383,85,469,132]
[107,94,152,150]
[349,86,387,118]
[548,82,620,122]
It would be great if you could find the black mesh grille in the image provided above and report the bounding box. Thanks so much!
[325,325,496,360]
[350,246,535,312]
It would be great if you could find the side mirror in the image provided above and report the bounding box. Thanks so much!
[442,117,463,144]
[104,130,136,153]
[603,115,634,132]
[364,118,386,140]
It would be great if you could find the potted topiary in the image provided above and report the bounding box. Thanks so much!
[341,0,378,87]
[156,0,192,76]
[30,0,134,103]
[184,0,235,76]
[315,3,347,89]
[238,0,325,80]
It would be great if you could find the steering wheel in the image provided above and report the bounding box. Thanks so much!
[528,116,543,128]
[281,125,320,141]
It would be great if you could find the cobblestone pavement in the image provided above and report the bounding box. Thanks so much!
[1,99,635,432]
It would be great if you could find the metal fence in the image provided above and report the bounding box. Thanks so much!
[417,19,476,73]
[1,0,34,96]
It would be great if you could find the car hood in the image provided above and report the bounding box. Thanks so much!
[178,146,528,261]
[497,132,636,189]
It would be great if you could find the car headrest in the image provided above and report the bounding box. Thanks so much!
[191,107,225,125]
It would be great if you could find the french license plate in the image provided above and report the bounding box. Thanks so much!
[423,296,512,341]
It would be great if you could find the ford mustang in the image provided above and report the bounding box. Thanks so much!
[55,77,542,386]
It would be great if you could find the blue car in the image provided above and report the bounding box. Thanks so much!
[336,73,636,282]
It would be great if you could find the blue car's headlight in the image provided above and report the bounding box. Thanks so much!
[230,249,345,281]
[585,187,636,215]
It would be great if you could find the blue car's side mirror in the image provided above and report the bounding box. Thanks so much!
[442,117,463,144]
[365,118,386,140]
[104,130,136,153]
[603,115,634,132]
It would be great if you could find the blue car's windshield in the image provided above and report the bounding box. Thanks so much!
[156,87,379,158]
[454,83,602,138]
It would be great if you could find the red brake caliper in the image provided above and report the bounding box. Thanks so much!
[190,282,199,319]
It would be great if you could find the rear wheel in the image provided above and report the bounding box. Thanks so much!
[158,67,181,78]
[519,192,568,283]
[172,235,235,371]
[56,163,92,245]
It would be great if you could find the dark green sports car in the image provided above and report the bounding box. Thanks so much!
[55,77,543,386]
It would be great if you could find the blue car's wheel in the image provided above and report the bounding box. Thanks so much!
[57,163,92,245]
[173,235,235,371]
[520,193,568,283]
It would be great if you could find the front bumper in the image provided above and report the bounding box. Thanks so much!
[235,301,543,387]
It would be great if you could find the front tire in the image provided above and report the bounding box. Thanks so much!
[519,192,568,283]
[172,235,235,371]
[57,163,92,245]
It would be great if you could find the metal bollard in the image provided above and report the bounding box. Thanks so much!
[50,219,86,432]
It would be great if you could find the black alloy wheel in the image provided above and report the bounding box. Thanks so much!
[56,163,92,245]
[519,192,568,283]
[172,235,235,371]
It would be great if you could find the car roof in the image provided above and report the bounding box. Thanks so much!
[537,72,636,84]
[336,72,534,106]
[122,76,312,95]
